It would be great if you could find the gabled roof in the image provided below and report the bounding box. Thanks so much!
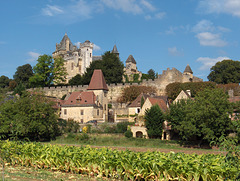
[229,96,240,103]
[62,91,96,106]
[112,44,119,54]
[128,93,150,107]
[87,69,109,91]
[148,97,168,112]
[184,64,193,74]
[126,55,136,64]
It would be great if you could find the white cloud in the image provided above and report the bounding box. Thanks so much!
[168,47,183,56]
[93,44,101,51]
[196,56,230,70]
[27,51,40,63]
[41,5,64,16]
[140,0,156,11]
[192,20,214,33]
[199,0,240,17]
[196,32,227,47]
[74,42,81,48]
[40,0,162,23]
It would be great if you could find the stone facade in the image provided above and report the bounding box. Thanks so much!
[52,33,101,83]
[123,55,142,82]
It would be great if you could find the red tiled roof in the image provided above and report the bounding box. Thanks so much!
[229,96,240,103]
[62,91,95,106]
[128,93,150,107]
[148,97,168,112]
[87,69,108,91]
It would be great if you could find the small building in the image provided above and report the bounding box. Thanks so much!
[60,69,109,123]
[173,90,191,103]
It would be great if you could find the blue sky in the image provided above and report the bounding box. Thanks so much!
[1,0,240,81]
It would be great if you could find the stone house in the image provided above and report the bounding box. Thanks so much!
[173,90,191,103]
[60,69,108,123]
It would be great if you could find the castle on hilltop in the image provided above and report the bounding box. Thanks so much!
[52,33,119,83]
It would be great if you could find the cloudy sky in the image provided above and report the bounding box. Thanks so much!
[1,0,240,81]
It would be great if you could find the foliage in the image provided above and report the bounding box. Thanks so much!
[13,82,26,96]
[141,96,144,108]
[145,104,165,139]
[61,94,66,100]
[82,51,124,84]
[124,130,133,138]
[1,141,239,180]
[117,85,156,103]
[0,92,59,141]
[58,118,80,133]
[13,64,33,88]
[168,88,233,145]
[8,80,17,91]
[0,75,10,88]
[217,83,240,96]
[29,55,67,87]
[166,81,216,101]
[69,74,83,85]
[116,122,132,133]
[147,69,157,80]
[208,59,240,84]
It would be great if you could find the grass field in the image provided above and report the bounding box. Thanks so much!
[50,133,220,154]
[1,165,104,181]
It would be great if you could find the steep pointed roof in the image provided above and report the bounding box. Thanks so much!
[87,69,109,91]
[112,44,119,54]
[184,64,193,74]
[126,55,136,64]
[56,33,77,51]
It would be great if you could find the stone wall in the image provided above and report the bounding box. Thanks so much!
[29,67,203,102]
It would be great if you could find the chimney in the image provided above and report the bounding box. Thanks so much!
[228,89,234,98]
[186,90,191,97]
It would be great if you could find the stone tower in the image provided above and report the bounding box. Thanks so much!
[52,34,94,83]
[112,44,119,58]
[87,69,109,120]
[123,55,142,82]
[182,64,193,82]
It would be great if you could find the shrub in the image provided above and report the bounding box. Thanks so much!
[116,122,130,133]
[76,133,89,142]
[125,130,133,138]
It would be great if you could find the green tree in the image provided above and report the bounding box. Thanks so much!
[0,75,10,88]
[69,74,83,85]
[117,85,156,104]
[29,55,67,87]
[13,64,33,88]
[168,88,233,145]
[147,69,156,80]
[0,92,59,141]
[145,104,165,139]
[166,82,216,101]
[208,59,240,84]
[82,51,124,84]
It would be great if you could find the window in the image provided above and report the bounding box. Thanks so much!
[81,119,83,124]
[64,109,67,115]
[90,53,92,57]
[81,110,84,115]
[71,62,74,70]
[97,109,99,116]
[79,65,81,71]
[104,104,106,111]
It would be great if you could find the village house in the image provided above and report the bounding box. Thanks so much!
[60,69,108,123]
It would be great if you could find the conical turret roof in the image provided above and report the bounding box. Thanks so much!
[57,33,76,51]
[112,45,119,54]
[184,64,193,74]
[87,69,108,91]
[126,55,136,64]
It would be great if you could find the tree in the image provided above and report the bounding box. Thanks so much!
[208,59,240,84]
[9,80,17,91]
[69,74,83,85]
[29,55,67,87]
[82,51,124,84]
[147,69,156,80]
[166,82,216,101]
[0,92,59,141]
[117,85,156,104]
[145,104,165,139]
[13,64,33,88]
[168,88,233,145]
[0,75,10,88]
